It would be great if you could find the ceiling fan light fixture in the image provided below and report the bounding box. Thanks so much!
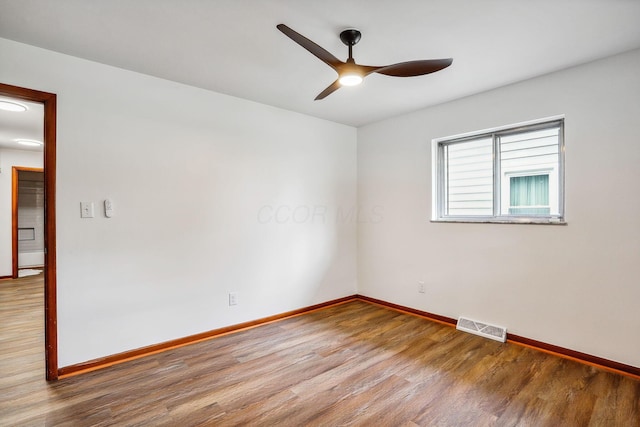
[339,73,363,86]
[0,100,28,112]
[16,139,43,147]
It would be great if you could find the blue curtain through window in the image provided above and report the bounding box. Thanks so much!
[509,175,550,215]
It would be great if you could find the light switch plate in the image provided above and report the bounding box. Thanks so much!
[80,202,94,218]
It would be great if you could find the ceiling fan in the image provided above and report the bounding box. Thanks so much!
[277,24,453,100]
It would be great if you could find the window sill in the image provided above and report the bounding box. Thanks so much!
[431,217,566,225]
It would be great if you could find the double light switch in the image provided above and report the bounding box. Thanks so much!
[80,200,114,218]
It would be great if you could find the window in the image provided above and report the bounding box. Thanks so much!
[508,174,549,215]
[432,117,564,224]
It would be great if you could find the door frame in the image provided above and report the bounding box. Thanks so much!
[1,83,57,380]
[12,167,45,278]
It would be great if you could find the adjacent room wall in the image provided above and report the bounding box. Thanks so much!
[0,38,358,367]
[17,170,45,268]
[358,48,640,367]
[0,148,43,276]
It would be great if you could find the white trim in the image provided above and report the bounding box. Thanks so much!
[432,114,565,144]
[431,140,439,220]
[431,217,566,225]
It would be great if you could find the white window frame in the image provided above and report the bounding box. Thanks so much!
[431,116,565,224]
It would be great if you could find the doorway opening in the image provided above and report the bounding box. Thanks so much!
[13,167,45,278]
[0,83,57,380]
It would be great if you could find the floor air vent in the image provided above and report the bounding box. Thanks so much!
[456,317,507,343]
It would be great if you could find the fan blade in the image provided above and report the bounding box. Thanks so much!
[315,80,341,100]
[354,64,382,77]
[277,24,343,70]
[374,58,453,77]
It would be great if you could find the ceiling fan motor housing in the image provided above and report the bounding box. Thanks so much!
[340,29,361,46]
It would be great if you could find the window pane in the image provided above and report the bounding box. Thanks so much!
[444,137,493,216]
[500,127,559,216]
[500,128,559,172]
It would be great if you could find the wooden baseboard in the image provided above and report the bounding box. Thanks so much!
[355,294,640,380]
[356,295,457,326]
[506,333,640,379]
[58,295,358,378]
[59,293,640,380]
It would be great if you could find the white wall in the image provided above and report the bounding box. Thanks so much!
[0,148,43,275]
[0,38,358,367]
[3,34,638,370]
[358,48,640,367]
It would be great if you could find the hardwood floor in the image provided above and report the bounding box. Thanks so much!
[1,275,639,426]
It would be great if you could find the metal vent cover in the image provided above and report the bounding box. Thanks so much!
[456,317,507,343]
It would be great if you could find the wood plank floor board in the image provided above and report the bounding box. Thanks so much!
[2,275,639,426]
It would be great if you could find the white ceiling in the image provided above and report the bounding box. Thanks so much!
[0,96,43,152]
[1,0,639,127]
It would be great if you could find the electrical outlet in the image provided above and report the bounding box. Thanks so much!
[228,292,238,306]
[418,281,426,293]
